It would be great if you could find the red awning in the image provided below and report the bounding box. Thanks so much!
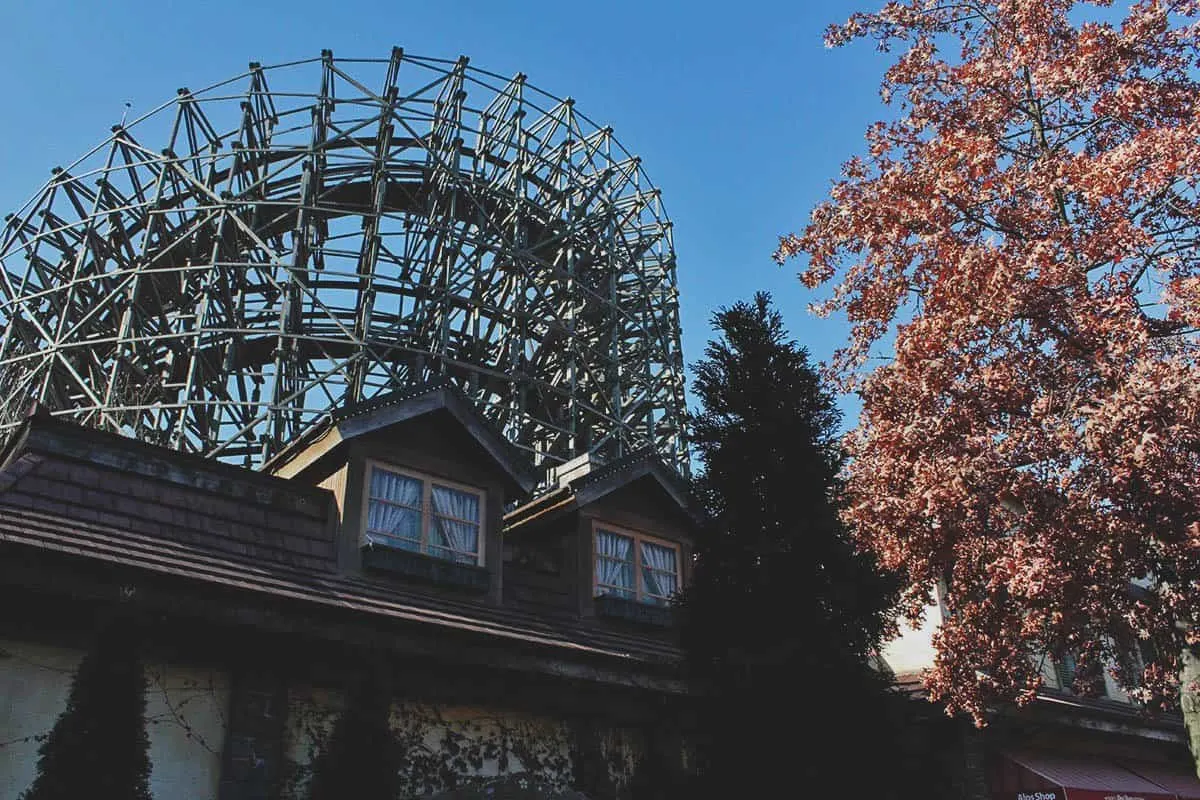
[998,750,1178,800]
[1120,762,1200,800]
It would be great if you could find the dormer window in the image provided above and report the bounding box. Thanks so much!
[593,525,679,606]
[365,463,484,565]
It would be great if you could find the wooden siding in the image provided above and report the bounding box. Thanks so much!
[502,562,574,615]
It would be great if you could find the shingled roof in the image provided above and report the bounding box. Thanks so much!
[0,415,683,691]
[263,377,538,495]
[505,446,700,533]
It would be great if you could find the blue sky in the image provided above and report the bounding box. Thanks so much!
[0,0,892,422]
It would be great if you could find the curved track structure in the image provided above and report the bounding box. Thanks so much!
[0,49,688,473]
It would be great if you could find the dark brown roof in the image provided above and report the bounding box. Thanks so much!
[568,446,690,501]
[263,377,539,494]
[0,416,683,688]
[505,446,700,534]
[0,502,679,664]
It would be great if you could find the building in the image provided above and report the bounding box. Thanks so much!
[883,585,1200,800]
[0,380,697,799]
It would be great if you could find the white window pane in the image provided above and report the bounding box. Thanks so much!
[596,562,635,599]
[641,541,678,601]
[428,546,480,566]
[365,467,486,566]
[366,530,422,552]
[366,502,421,544]
[595,529,633,561]
[430,517,480,563]
[595,530,635,596]
[641,541,676,573]
[431,484,480,522]
[370,469,422,507]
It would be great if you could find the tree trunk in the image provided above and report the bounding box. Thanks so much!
[1183,646,1200,778]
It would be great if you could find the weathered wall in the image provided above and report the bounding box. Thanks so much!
[1,639,670,799]
[280,683,646,799]
[0,638,229,800]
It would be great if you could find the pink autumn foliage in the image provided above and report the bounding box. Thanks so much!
[780,0,1200,724]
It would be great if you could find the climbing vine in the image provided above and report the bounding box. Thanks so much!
[0,640,227,763]
[2,641,685,799]
[281,685,649,799]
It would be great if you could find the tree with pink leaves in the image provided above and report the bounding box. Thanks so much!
[780,0,1200,767]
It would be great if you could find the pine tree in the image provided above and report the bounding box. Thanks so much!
[568,720,614,800]
[20,618,152,800]
[308,663,399,800]
[679,293,903,797]
[626,726,690,800]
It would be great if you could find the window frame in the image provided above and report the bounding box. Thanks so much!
[590,520,681,606]
[1052,651,1109,698]
[362,459,487,567]
[1054,653,1078,693]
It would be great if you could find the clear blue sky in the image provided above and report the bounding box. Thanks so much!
[0,0,891,422]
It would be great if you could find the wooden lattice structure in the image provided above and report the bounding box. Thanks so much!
[0,49,688,474]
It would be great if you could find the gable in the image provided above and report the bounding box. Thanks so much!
[579,473,696,541]
[266,380,537,496]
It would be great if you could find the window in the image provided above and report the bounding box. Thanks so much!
[593,526,679,606]
[1054,653,1077,692]
[365,464,484,565]
[1053,652,1107,697]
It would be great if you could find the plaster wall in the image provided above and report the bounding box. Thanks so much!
[0,638,229,800]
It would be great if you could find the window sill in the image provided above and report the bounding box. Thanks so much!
[361,545,490,593]
[594,594,674,628]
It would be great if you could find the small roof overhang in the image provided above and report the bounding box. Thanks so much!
[505,447,699,534]
[1119,762,1200,800]
[996,750,1197,800]
[567,446,692,512]
[265,378,538,496]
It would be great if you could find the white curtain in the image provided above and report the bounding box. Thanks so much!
[366,469,422,550]
[641,541,677,601]
[595,530,634,598]
[430,484,480,564]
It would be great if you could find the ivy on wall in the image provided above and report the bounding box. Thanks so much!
[2,644,684,800]
[282,686,651,799]
[145,664,227,755]
[0,641,227,767]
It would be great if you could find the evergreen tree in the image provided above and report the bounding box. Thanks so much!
[21,617,152,800]
[679,293,903,797]
[308,662,399,800]
[626,726,691,800]
[568,720,614,800]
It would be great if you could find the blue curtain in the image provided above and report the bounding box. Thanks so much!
[430,484,481,564]
[595,530,634,598]
[366,469,422,550]
[641,541,677,603]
